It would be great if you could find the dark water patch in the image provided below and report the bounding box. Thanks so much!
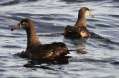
[69,58,113,71]
[9,33,25,38]
[38,32,63,37]
[99,44,116,50]
[8,65,23,68]
[28,0,38,2]
[96,23,112,28]
[0,55,10,59]
[109,15,119,18]
[88,18,99,22]
[23,57,69,68]
[88,25,96,29]
[0,69,6,72]
[86,40,99,48]
[101,30,119,39]
[112,0,119,2]
[0,0,20,6]
[79,58,114,63]
[93,76,115,78]
[6,77,20,78]
[0,33,20,38]
[103,5,119,8]
[0,26,11,30]
[0,0,38,6]
[12,33,25,36]
[61,0,84,3]
[11,13,72,18]
[6,34,23,38]
[2,45,22,48]
[24,63,59,71]
[10,13,34,18]
[61,0,105,3]
[111,61,119,65]
[91,32,119,46]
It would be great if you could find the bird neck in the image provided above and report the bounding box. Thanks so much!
[25,23,41,50]
[75,17,87,28]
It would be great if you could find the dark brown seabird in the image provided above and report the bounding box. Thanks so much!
[64,7,93,38]
[11,18,69,61]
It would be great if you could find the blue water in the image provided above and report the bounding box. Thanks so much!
[0,0,119,78]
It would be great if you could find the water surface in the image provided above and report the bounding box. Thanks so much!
[0,0,119,78]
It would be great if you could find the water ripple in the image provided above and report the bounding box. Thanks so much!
[0,0,119,78]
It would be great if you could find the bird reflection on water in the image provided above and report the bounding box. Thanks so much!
[24,56,70,68]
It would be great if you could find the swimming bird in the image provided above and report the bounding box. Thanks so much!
[64,7,93,38]
[11,18,69,61]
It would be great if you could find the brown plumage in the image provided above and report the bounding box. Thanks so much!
[11,18,69,61]
[64,7,93,38]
